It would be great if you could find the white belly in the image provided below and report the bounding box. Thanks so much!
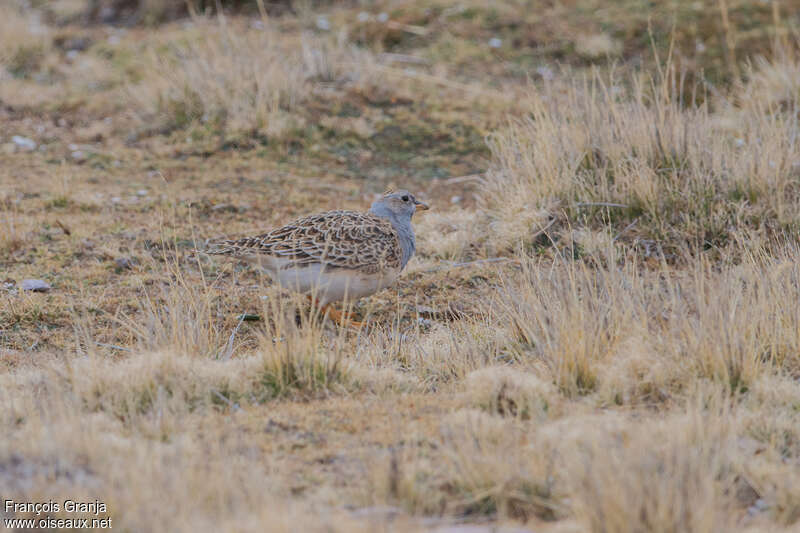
[246,257,399,305]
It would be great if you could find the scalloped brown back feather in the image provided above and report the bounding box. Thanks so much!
[205,210,402,274]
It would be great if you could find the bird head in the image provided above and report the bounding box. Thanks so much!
[370,189,429,220]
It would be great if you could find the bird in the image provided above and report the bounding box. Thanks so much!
[204,189,429,327]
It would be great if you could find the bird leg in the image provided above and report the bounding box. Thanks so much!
[319,304,364,329]
[304,295,364,329]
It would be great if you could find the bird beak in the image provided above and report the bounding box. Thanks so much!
[414,199,430,211]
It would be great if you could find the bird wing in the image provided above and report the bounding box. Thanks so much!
[205,210,402,273]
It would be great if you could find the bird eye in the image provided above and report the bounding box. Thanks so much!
[401,195,409,202]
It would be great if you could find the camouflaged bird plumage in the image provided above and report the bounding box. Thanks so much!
[205,210,402,274]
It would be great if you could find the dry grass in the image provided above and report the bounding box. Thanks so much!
[0,3,50,77]
[562,397,735,533]
[129,18,380,136]
[499,247,800,401]
[482,66,800,257]
[4,2,800,531]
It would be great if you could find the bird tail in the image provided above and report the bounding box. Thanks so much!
[196,238,241,256]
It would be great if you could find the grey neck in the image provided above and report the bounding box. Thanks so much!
[369,205,416,269]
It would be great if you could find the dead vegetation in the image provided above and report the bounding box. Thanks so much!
[4,0,800,531]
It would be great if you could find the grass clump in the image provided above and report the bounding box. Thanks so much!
[562,398,735,533]
[256,323,351,400]
[463,366,557,420]
[382,409,564,521]
[482,62,800,257]
[500,259,642,397]
[130,19,371,136]
[498,248,800,401]
[0,4,49,78]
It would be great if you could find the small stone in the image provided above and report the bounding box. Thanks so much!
[536,66,554,81]
[377,12,389,22]
[450,195,462,204]
[71,150,86,161]
[59,36,92,51]
[433,527,533,533]
[315,16,330,31]
[415,305,438,317]
[21,279,51,292]
[136,189,148,196]
[115,257,135,270]
[488,37,502,48]
[12,136,37,152]
[351,506,402,519]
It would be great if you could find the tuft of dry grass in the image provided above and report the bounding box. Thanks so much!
[482,62,800,257]
[498,248,800,401]
[463,366,559,420]
[129,19,377,136]
[0,193,28,254]
[374,408,564,521]
[562,395,736,533]
[0,3,50,77]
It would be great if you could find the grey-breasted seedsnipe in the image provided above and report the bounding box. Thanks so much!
[204,189,429,327]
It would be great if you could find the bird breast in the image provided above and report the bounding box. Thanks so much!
[265,262,400,305]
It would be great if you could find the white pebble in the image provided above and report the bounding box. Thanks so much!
[316,16,330,31]
[12,136,36,152]
[488,37,502,48]
[377,12,389,22]
[536,66,554,81]
[21,279,51,292]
